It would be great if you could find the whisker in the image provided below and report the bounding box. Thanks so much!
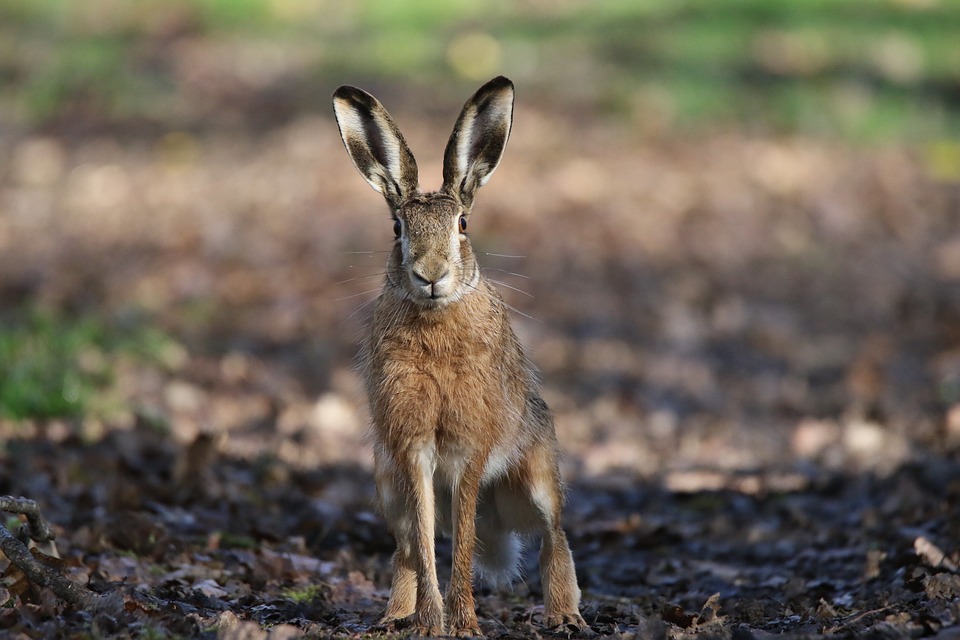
[461,280,539,322]
[487,278,533,298]
[483,267,531,279]
[503,299,539,322]
[344,291,382,323]
[482,252,526,259]
[336,272,387,285]
[340,250,391,255]
[337,288,383,302]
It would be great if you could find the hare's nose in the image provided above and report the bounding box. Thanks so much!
[411,268,450,287]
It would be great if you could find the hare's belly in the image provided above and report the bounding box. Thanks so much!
[431,436,522,487]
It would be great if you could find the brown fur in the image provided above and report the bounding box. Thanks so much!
[333,77,586,637]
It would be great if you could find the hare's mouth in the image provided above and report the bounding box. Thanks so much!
[408,268,458,304]
[409,284,458,307]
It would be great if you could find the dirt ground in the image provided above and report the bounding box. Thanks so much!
[1,99,960,638]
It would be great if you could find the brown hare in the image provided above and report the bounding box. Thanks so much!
[332,76,586,637]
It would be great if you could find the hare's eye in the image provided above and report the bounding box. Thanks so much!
[393,218,401,238]
[458,215,468,233]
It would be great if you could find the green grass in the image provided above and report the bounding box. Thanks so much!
[280,583,328,604]
[0,309,180,421]
[1,0,959,139]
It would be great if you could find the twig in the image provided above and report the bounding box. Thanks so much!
[825,605,896,634]
[0,495,113,611]
[0,496,56,546]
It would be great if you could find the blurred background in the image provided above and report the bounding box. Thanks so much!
[2,0,960,482]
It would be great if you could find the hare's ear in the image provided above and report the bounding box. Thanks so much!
[441,76,514,209]
[333,86,419,210]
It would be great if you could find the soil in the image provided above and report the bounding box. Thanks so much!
[1,104,960,638]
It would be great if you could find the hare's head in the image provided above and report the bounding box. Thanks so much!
[333,77,514,307]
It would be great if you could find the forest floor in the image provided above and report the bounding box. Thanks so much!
[1,101,960,638]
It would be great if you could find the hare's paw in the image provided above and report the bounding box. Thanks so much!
[380,598,415,624]
[377,612,410,627]
[544,611,588,630]
[445,604,481,637]
[446,615,481,637]
[412,604,444,637]
[448,623,482,637]
[414,623,444,637]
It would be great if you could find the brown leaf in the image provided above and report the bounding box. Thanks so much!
[924,573,960,600]
[29,547,66,570]
[256,548,333,582]
[915,536,959,572]
[1,560,30,600]
[217,610,268,640]
[38,587,62,617]
[328,570,376,606]
[696,592,723,626]
[106,511,170,557]
[266,624,301,640]
[195,578,228,599]
[815,598,840,620]
[661,603,695,628]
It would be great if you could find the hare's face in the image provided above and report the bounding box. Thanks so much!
[333,76,513,307]
[391,194,477,307]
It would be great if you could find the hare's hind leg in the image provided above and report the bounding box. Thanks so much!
[382,548,416,622]
[495,468,584,628]
[539,518,585,629]
[497,441,586,629]
[475,491,523,586]
[528,470,585,629]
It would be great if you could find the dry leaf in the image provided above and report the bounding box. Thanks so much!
[915,536,959,572]
[697,592,723,625]
[661,603,695,628]
[196,578,228,599]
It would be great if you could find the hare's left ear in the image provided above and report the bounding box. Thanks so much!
[441,76,514,209]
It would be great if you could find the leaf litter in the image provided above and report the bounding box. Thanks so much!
[1,106,959,638]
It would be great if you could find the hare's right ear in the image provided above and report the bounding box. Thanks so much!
[333,86,419,210]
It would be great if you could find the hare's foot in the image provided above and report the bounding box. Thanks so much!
[411,597,444,637]
[445,598,480,637]
[380,588,415,624]
[447,617,481,637]
[447,620,483,638]
[382,601,441,635]
[544,610,587,630]
[378,611,411,627]
[413,622,444,637]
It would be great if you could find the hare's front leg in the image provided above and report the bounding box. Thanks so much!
[377,447,444,635]
[445,460,484,637]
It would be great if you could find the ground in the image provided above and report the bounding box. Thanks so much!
[1,99,960,638]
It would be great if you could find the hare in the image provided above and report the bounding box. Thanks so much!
[332,77,586,637]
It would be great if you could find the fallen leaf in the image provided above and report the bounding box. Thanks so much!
[266,624,301,640]
[915,537,959,571]
[196,578,228,599]
[697,592,724,625]
[815,598,839,620]
[217,610,268,640]
[924,573,960,600]
[661,603,695,628]
[1,561,29,600]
